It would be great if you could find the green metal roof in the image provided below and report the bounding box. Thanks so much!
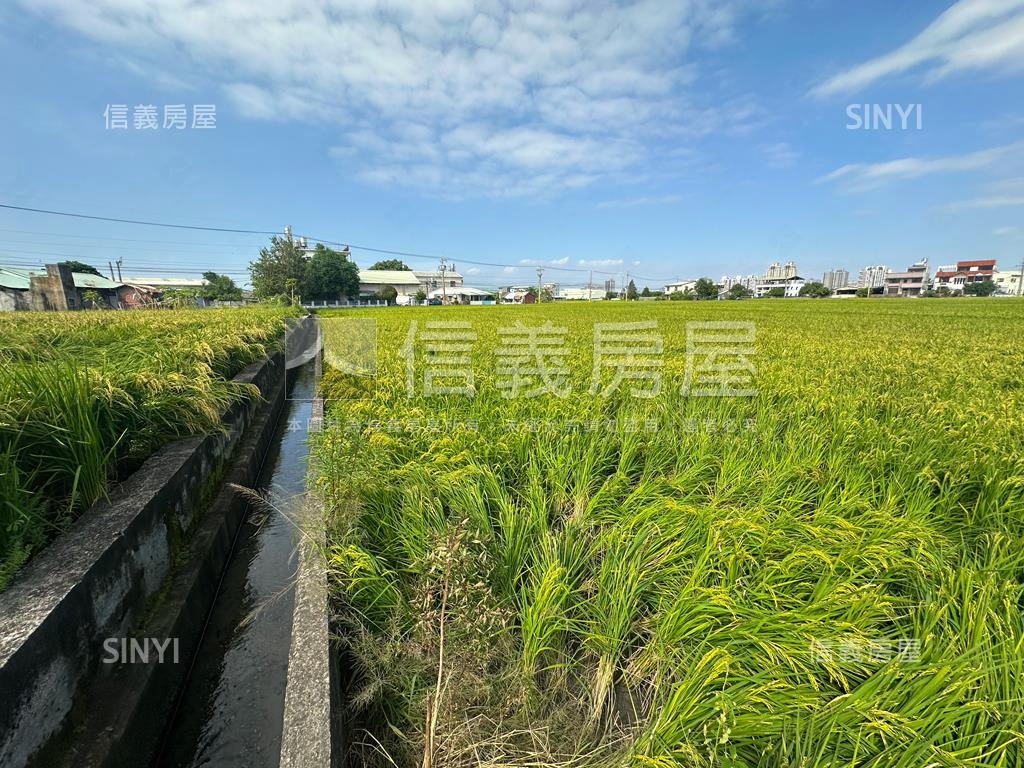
[0,266,122,291]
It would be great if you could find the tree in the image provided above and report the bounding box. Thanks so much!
[368,259,411,271]
[161,288,199,308]
[726,283,752,300]
[766,287,786,298]
[963,279,997,296]
[640,286,652,297]
[855,287,869,298]
[626,280,638,300]
[200,271,243,301]
[414,289,427,304]
[376,285,398,304]
[81,289,104,308]
[799,281,832,298]
[59,260,103,277]
[250,236,308,300]
[303,244,360,301]
[694,278,718,300]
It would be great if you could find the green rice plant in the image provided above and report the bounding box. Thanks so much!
[316,299,1024,768]
[0,306,296,589]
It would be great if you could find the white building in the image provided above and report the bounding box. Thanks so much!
[427,286,493,304]
[558,286,604,300]
[664,279,698,294]
[720,275,759,292]
[858,266,889,291]
[358,269,422,304]
[993,268,1024,295]
[414,269,464,292]
[754,275,805,297]
[822,268,850,290]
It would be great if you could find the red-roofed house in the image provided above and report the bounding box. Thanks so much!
[933,259,996,293]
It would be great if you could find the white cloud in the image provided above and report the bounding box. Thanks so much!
[578,258,624,267]
[946,195,1024,209]
[465,266,481,274]
[596,194,684,208]
[817,140,1024,190]
[995,225,1022,235]
[23,0,764,197]
[760,141,798,168]
[811,0,1024,98]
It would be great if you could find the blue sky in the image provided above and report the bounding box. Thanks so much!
[1,0,1022,289]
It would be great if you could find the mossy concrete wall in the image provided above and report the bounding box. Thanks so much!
[0,351,286,768]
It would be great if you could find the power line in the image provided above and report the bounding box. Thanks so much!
[0,204,277,236]
[0,202,679,284]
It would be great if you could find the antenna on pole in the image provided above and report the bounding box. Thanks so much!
[537,266,544,303]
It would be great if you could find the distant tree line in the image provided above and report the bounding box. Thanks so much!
[249,237,360,302]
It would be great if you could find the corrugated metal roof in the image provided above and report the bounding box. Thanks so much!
[72,273,121,289]
[0,267,34,290]
[359,269,421,285]
[0,266,122,290]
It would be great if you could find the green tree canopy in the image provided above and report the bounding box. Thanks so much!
[726,283,752,299]
[376,285,399,304]
[766,287,786,298]
[303,244,360,301]
[200,271,243,301]
[59,260,103,277]
[626,280,638,300]
[694,277,718,300]
[963,279,997,296]
[368,259,411,271]
[250,236,308,300]
[799,281,832,298]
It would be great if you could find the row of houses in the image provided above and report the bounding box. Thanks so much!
[711,258,1021,299]
[0,264,172,311]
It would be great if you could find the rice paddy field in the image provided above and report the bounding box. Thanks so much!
[0,307,296,590]
[315,299,1024,768]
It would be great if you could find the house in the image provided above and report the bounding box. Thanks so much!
[426,286,492,304]
[933,259,997,292]
[414,269,464,292]
[0,264,122,311]
[501,287,537,304]
[358,269,422,304]
[557,286,604,300]
[993,268,1024,296]
[884,259,929,297]
[664,280,698,294]
[754,275,805,297]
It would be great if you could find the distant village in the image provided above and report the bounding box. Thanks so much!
[1,253,1021,312]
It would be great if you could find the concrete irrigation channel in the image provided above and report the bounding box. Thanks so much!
[0,316,340,768]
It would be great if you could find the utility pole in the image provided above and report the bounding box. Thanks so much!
[108,261,115,280]
[439,257,447,305]
[588,269,593,301]
[536,266,544,303]
[1016,259,1024,297]
[115,258,123,282]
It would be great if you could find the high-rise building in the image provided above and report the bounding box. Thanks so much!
[858,266,889,291]
[604,278,616,294]
[822,268,850,290]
